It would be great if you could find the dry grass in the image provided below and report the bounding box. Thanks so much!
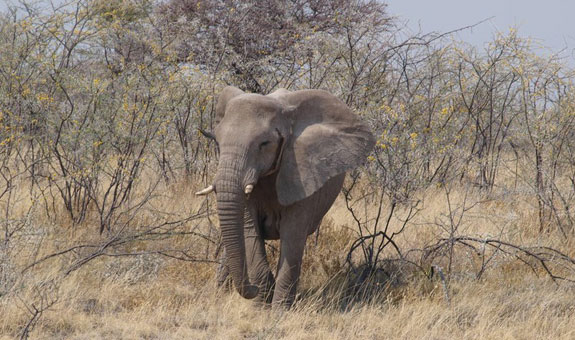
[2,263,574,339]
[1,178,575,340]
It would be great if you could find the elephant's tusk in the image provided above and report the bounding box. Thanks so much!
[195,185,214,196]
[244,184,254,195]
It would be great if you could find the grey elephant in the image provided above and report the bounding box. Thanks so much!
[196,86,375,307]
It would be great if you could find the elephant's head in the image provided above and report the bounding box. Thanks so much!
[199,86,375,299]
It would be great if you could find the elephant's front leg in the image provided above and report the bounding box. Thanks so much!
[244,206,276,303]
[272,233,307,308]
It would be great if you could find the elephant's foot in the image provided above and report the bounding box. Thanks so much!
[254,271,275,305]
[271,295,296,309]
[270,277,299,309]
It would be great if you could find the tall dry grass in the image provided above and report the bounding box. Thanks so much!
[1,172,575,340]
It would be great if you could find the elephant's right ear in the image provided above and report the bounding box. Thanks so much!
[215,86,245,126]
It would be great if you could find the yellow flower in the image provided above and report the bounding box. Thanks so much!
[36,93,53,103]
[410,132,418,139]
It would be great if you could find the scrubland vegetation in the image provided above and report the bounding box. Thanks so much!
[1,0,575,339]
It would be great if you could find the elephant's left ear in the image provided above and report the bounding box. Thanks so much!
[276,90,375,206]
[215,86,245,126]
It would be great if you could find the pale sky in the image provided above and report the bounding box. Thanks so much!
[387,0,574,59]
[1,0,573,60]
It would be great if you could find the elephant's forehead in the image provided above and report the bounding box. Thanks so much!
[226,94,282,118]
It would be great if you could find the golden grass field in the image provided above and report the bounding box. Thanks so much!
[1,1,574,338]
[1,177,575,340]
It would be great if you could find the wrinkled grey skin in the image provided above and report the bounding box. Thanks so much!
[205,86,375,307]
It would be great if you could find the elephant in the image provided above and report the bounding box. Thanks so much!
[196,86,375,307]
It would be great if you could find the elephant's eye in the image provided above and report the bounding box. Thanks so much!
[259,141,270,149]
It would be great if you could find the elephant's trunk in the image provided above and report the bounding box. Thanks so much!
[215,152,258,299]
